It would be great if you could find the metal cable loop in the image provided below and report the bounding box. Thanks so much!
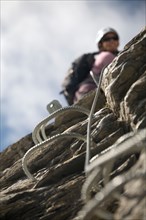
[32,105,90,144]
[23,65,107,182]
[78,170,146,220]
[22,132,89,181]
[79,129,146,220]
[86,128,146,174]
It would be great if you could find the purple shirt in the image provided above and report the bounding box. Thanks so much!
[92,51,116,75]
[74,51,116,103]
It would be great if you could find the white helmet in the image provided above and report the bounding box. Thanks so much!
[96,27,119,46]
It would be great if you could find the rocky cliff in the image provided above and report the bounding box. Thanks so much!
[0,28,146,220]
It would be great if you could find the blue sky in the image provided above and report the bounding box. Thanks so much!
[1,0,145,151]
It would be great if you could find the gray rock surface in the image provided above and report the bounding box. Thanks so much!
[0,27,146,220]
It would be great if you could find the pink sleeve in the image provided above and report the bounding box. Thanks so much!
[92,51,115,75]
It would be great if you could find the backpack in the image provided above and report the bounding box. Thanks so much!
[61,52,99,105]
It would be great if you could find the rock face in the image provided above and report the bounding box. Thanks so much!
[0,28,146,220]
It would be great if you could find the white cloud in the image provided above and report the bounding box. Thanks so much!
[1,0,145,151]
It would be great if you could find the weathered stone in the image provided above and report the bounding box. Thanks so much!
[0,28,146,220]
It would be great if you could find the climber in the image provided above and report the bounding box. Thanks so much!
[60,27,120,105]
